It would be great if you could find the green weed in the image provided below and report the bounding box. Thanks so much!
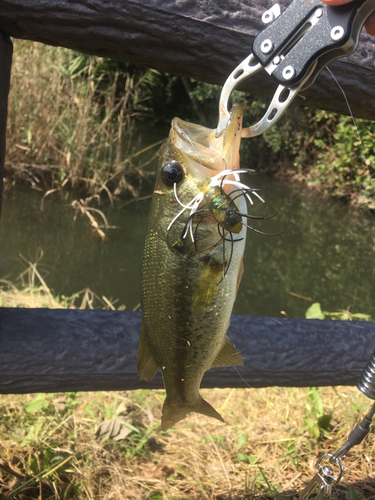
[306,302,372,321]
[1,388,374,499]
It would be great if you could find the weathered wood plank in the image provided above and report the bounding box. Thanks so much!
[0,308,374,394]
[0,0,374,119]
[0,34,12,217]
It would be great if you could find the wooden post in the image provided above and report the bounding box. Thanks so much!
[0,308,374,394]
[0,34,12,216]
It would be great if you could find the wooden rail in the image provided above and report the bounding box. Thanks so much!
[0,0,374,119]
[0,308,374,394]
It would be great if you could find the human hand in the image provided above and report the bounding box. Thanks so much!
[321,0,375,35]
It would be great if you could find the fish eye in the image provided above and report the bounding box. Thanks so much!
[161,161,184,187]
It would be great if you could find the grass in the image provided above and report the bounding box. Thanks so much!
[0,251,126,311]
[5,40,161,198]
[0,387,374,499]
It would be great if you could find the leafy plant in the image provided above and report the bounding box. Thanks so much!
[305,302,325,320]
[306,302,371,321]
[303,388,332,439]
[24,393,50,414]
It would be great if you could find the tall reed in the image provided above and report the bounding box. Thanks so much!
[6,40,159,194]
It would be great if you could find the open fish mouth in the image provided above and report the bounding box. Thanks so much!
[166,104,260,237]
[170,103,244,178]
[164,103,281,283]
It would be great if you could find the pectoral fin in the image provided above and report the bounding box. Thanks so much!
[210,337,243,367]
[193,259,222,311]
[136,324,158,381]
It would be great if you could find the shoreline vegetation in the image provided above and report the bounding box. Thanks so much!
[1,386,374,499]
[4,40,375,211]
[6,41,162,193]
[0,251,126,311]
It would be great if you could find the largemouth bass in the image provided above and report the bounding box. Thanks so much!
[137,104,255,431]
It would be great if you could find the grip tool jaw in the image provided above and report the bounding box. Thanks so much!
[216,0,375,138]
[299,454,343,500]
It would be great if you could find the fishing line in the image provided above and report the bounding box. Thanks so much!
[234,366,254,389]
[242,221,282,236]
[327,66,374,193]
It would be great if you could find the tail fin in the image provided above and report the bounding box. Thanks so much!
[161,395,225,431]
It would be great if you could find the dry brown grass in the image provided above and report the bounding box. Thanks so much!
[0,386,374,499]
[0,250,125,311]
[5,40,160,196]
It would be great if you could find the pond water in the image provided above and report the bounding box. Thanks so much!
[1,173,375,318]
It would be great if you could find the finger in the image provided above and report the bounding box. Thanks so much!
[322,0,375,36]
[365,11,375,36]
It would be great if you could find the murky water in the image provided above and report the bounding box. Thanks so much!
[1,174,375,318]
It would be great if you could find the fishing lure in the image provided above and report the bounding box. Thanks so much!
[167,163,279,282]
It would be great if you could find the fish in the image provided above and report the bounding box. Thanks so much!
[136,103,261,431]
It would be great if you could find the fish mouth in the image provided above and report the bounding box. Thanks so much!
[164,104,247,256]
[170,104,243,181]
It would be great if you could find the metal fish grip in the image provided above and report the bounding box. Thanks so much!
[216,0,375,138]
[299,454,343,500]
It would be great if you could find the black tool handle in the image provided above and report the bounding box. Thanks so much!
[252,0,375,86]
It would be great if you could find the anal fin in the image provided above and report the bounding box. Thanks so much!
[210,336,243,368]
[136,324,158,381]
